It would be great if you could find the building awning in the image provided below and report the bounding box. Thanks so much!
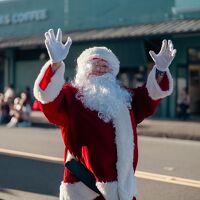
[0,19,200,49]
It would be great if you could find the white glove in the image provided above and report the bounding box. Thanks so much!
[149,39,176,72]
[45,28,72,63]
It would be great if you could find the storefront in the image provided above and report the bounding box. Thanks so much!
[176,46,200,117]
[0,0,200,119]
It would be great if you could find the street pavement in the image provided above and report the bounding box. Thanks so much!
[137,136,200,200]
[0,189,58,200]
[0,126,63,200]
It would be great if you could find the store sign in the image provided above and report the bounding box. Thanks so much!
[0,9,47,26]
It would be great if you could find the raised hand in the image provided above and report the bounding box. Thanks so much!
[149,39,176,71]
[45,28,72,63]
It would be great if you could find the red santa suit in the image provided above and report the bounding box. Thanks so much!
[33,48,173,200]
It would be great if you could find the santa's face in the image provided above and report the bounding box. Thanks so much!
[88,58,112,77]
[74,56,115,88]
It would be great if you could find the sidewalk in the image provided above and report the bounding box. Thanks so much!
[138,119,200,141]
[30,111,200,141]
[30,111,56,128]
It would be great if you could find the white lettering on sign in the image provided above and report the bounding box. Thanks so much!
[0,15,10,25]
[0,9,47,26]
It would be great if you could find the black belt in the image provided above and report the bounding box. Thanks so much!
[65,159,102,195]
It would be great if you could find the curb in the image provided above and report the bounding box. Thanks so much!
[138,119,200,141]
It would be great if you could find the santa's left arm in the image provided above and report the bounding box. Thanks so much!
[132,39,176,124]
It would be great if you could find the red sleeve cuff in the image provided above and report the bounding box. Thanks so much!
[159,74,169,91]
[39,65,55,90]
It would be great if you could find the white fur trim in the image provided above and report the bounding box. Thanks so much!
[66,150,75,162]
[96,181,119,200]
[77,47,120,76]
[59,181,99,200]
[33,60,65,104]
[146,66,173,100]
[113,105,137,200]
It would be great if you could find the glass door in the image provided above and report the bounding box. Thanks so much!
[0,57,4,92]
[189,64,200,115]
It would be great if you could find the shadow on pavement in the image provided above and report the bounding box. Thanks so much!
[0,187,15,195]
[0,154,63,197]
[31,122,57,129]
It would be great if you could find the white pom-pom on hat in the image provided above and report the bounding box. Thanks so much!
[77,47,120,76]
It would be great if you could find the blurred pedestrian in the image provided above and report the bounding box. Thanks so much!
[4,84,15,104]
[177,87,190,120]
[34,29,176,200]
[24,86,32,105]
[0,93,11,124]
[7,97,22,127]
[18,92,32,127]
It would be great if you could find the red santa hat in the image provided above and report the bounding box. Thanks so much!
[77,47,120,76]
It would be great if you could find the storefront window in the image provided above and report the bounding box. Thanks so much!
[188,48,200,116]
[0,56,5,92]
[118,66,145,88]
[189,64,200,115]
[188,48,200,63]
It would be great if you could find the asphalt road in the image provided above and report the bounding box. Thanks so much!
[0,126,200,200]
[137,136,200,200]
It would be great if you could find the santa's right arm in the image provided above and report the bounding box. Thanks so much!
[33,29,72,127]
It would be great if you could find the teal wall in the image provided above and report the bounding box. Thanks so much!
[0,0,65,38]
[64,39,146,81]
[173,35,200,64]
[67,0,174,31]
[172,0,200,19]
[1,0,200,39]
[15,60,43,95]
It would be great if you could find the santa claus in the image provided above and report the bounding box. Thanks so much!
[33,28,176,200]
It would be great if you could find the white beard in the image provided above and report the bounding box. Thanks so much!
[73,73,132,123]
